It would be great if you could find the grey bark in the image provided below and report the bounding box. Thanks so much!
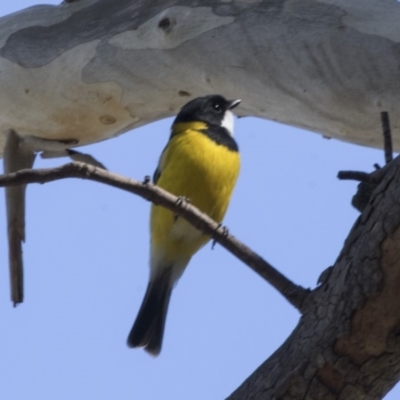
[0,0,400,156]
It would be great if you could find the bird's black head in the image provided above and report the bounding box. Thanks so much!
[174,95,241,136]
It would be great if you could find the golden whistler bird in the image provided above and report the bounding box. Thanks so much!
[127,95,241,355]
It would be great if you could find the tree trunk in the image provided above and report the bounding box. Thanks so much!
[227,155,400,399]
[0,0,399,156]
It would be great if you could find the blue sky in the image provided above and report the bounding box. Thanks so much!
[0,2,399,399]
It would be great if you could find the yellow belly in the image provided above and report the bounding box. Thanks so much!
[150,127,240,265]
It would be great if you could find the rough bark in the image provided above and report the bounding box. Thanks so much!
[0,0,400,156]
[227,155,400,399]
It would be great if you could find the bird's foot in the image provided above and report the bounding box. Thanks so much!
[142,175,151,184]
[174,196,191,222]
[212,224,229,249]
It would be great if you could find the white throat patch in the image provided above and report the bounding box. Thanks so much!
[221,110,235,136]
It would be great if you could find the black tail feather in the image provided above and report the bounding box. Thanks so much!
[127,269,173,356]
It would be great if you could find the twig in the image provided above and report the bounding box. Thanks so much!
[381,111,393,164]
[337,112,395,185]
[337,112,395,212]
[0,162,310,312]
[337,171,373,183]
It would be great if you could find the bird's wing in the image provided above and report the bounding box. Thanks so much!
[153,166,161,184]
[153,142,170,184]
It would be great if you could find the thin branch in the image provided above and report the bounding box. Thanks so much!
[0,162,310,312]
[381,111,393,164]
[337,112,395,212]
[337,112,395,185]
[337,171,373,182]
[337,165,391,184]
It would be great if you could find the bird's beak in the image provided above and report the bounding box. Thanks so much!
[228,99,241,110]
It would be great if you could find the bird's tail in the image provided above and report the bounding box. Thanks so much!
[127,268,173,356]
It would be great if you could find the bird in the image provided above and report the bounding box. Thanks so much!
[127,94,241,356]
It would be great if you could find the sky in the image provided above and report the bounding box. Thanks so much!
[0,2,399,400]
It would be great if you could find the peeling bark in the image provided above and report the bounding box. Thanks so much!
[3,130,35,305]
[1,0,400,156]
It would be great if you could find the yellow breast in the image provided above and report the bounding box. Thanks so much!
[151,123,240,263]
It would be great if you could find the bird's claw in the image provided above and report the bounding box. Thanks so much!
[173,196,191,222]
[212,224,229,249]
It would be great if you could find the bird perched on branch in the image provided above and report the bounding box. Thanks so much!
[127,94,241,355]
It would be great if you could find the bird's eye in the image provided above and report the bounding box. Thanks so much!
[213,103,222,112]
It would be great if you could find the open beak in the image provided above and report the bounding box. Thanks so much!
[228,99,241,110]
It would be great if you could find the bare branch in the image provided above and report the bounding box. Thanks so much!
[0,162,310,312]
[381,111,393,164]
[338,112,396,213]
[3,130,35,305]
[337,171,373,183]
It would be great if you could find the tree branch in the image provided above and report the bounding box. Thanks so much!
[338,112,395,213]
[227,154,400,400]
[0,0,399,155]
[381,111,393,164]
[0,162,310,312]
[337,171,374,183]
[3,130,36,305]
